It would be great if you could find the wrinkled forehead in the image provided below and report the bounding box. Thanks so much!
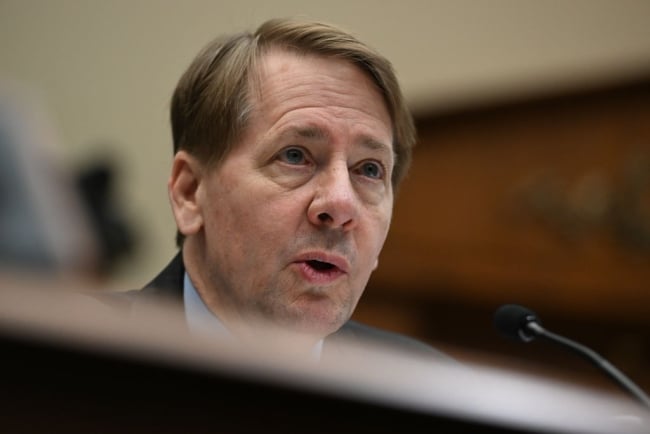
[252,47,386,104]
[244,49,392,147]
[246,47,393,132]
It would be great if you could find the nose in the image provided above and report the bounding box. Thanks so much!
[307,163,359,231]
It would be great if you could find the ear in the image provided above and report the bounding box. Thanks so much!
[168,150,204,237]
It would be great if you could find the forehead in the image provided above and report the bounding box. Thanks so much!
[254,48,383,103]
[246,48,393,142]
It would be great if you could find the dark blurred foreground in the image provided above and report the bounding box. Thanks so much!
[0,281,648,434]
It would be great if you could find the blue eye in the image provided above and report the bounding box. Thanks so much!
[279,147,306,165]
[359,161,383,179]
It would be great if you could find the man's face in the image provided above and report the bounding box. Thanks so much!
[180,49,394,337]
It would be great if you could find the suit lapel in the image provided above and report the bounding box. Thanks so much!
[141,252,185,300]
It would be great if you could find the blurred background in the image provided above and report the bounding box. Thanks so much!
[1,0,649,400]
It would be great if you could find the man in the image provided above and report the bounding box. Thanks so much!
[134,18,444,360]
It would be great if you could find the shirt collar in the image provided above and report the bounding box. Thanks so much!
[183,272,232,338]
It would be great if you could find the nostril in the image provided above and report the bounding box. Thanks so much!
[318,212,331,222]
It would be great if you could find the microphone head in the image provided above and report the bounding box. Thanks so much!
[494,304,540,342]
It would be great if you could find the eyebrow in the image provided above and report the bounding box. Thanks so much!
[294,126,328,141]
[286,126,393,156]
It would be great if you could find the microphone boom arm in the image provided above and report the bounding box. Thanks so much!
[526,321,650,409]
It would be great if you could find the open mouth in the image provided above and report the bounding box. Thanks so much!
[295,256,346,284]
[306,260,336,271]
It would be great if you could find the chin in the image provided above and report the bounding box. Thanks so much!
[287,309,348,337]
[269,294,353,337]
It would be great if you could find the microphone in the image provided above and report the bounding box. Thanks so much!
[494,304,650,409]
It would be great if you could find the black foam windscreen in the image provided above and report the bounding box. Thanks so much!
[494,304,540,341]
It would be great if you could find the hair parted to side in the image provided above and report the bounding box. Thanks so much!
[171,18,416,246]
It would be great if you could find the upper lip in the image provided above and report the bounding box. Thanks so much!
[294,251,350,273]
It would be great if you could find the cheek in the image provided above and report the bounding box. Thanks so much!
[202,183,254,261]
[370,202,393,246]
[365,209,392,271]
[355,209,391,277]
[205,182,303,257]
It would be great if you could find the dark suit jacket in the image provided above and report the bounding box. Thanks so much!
[122,253,451,362]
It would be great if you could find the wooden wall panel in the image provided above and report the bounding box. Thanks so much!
[353,80,650,395]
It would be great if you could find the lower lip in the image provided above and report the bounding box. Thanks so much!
[294,262,346,284]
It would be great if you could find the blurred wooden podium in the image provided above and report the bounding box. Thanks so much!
[0,278,648,434]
